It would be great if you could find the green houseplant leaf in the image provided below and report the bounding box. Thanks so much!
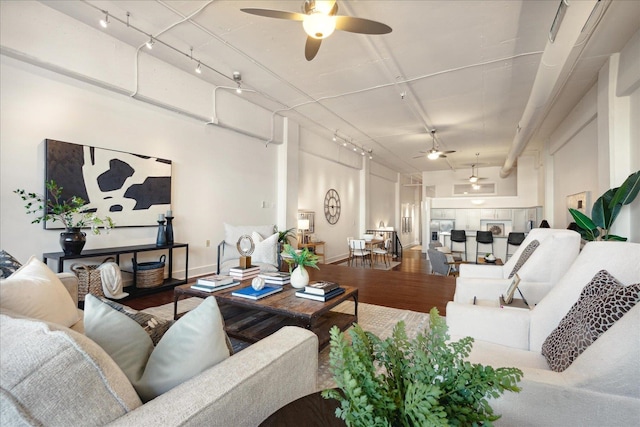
[322,308,522,427]
[569,208,598,241]
[609,170,640,208]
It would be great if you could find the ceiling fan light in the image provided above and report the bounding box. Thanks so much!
[314,0,335,15]
[469,176,478,183]
[303,13,336,39]
[427,151,439,160]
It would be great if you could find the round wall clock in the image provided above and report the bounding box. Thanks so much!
[324,189,341,225]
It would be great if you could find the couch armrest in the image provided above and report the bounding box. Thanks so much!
[454,277,511,303]
[446,302,531,350]
[57,273,79,307]
[109,326,319,427]
[459,263,505,278]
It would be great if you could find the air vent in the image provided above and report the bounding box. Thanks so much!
[454,183,496,195]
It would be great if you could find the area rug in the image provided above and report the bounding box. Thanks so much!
[335,260,401,271]
[142,298,431,391]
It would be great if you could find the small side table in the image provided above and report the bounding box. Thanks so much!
[298,241,325,264]
[260,390,345,426]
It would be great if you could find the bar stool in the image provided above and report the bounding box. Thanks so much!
[505,232,526,261]
[450,230,467,261]
[476,231,494,260]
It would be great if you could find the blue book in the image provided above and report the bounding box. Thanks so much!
[231,285,283,300]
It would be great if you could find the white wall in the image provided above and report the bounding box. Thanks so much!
[0,56,278,276]
[551,118,599,228]
[297,151,360,262]
[547,28,640,242]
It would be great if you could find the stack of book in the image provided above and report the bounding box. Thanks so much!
[295,281,345,302]
[231,285,283,300]
[229,265,261,281]
[191,275,239,293]
[258,271,291,286]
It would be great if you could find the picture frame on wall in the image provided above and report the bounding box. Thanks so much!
[45,139,172,228]
[486,222,505,237]
[566,191,590,222]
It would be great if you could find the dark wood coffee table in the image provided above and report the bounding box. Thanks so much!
[260,390,345,426]
[174,283,358,349]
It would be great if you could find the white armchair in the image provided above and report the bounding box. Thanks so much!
[446,242,640,426]
[454,228,580,305]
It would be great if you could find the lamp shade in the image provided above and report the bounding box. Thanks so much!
[298,219,310,231]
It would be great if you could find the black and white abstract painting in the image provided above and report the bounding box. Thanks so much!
[45,139,172,228]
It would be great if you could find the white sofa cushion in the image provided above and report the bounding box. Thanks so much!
[0,314,142,425]
[0,256,80,327]
[84,295,230,402]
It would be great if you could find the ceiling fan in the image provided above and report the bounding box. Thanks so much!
[468,153,487,183]
[412,129,456,160]
[241,0,392,61]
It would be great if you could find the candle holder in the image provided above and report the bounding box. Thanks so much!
[156,220,167,246]
[165,216,174,245]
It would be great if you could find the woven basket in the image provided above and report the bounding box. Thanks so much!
[134,254,166,288]
[71,257,115,302]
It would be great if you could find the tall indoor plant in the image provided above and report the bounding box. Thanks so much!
[569,170,640,241]
[282,243,319,288]
[323,308,523,426]
[15,180,114,255]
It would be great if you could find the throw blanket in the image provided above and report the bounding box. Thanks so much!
[97,262,128,299]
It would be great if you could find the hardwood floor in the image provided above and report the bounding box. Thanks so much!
[124,247,455,315]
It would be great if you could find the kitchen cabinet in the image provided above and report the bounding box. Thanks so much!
[512,209,527,231]
[481,209,511,220]
[431,209,455,219]
[466,209,482,231]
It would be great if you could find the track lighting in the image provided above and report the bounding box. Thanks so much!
[99,12,109,28]
[233,71,242,94]
[195,62,202,74]
[146,38,154,49]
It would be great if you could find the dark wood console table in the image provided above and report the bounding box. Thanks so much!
[43,243,189,298]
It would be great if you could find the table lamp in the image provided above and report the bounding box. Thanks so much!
[298,219,310,244]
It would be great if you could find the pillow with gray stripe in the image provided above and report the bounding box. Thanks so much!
[508,239,539,279]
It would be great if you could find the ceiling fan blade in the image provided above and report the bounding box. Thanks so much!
[305,37,322,61]
[241,8,306,21]
[438,154,448,158]
[442,150,456,154]
[334,16,392,34]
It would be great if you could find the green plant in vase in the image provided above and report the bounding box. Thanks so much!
[15,180,114,254]
[322,308,523,426]
[569,170,639,241]
[282,243,319,289]
[275,226,296,247]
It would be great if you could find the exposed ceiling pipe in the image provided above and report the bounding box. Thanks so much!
[500,0,604,178]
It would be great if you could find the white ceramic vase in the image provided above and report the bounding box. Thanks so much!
[290,265,309,289]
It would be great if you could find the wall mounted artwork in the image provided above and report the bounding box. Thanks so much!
[45,139,172,228]
[566,191,590,222]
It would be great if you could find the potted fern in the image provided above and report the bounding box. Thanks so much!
[322,308,522,426]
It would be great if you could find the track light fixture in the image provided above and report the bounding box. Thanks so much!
[233,71,242,94]
[195,62,202,74]
[331,131,373,160]
[99,12,109,28]
[145,38,154,49]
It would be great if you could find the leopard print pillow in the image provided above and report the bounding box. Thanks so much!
[541,270,640,372]
[508,240,539,279]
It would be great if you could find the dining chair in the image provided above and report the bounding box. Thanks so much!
[505,232,526,261]
[346,236,354,266]
[349,239,371,267]
[427,249,457,276]
[372,238,391,268]
[476,231,495,260]
[450,230,467,261]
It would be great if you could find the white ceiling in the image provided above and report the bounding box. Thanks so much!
[42,0,640,179]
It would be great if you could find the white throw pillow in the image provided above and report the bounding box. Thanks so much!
[251,231,279,266]
[84,294,230,402]
[0,256,80,327]
[221,223,275,263]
